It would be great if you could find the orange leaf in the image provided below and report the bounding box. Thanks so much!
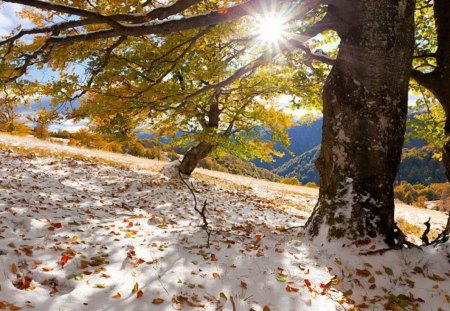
[11,263,18,274]
[217,7,228,14]
[72,236,78,243]
[152,298,164,305]
[112,292,122,299]
[137,290,144,299]
[286,284,299,292]
[212,272,220,278]
[61,255,69,268]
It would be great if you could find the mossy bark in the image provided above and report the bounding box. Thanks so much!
[306,0,416,245]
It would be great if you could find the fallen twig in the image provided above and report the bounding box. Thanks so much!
[178,170,212,247]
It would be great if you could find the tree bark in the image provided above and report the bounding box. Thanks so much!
[178,141,216,175]
[178,100,221,175]
[306,0,415,245]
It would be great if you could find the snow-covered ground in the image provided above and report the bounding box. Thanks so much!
[0,133,450,310]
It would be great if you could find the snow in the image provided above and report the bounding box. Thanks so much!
[0,133,449,310]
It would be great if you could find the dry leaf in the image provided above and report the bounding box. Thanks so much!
[112,292,121,299]
[152,298,164,305]
[136,290,144,299]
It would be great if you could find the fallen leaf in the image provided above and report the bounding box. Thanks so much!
[286,284,299,292]
[60,255,69,268]
[112,292,121,299]
[152,298,164,305]
[132,282,138,293]
[136,290,144,299]
[212,272,220,278]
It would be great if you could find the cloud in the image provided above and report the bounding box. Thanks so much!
[0,3,24,36]
[49,119,88,133]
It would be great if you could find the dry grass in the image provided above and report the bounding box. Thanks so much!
[0,143,133,171]
[396,217,440,241]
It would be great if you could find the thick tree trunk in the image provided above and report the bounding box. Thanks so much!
[178,141,215,175]
[306,0,415,245]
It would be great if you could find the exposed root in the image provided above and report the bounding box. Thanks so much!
[178,170,212,248]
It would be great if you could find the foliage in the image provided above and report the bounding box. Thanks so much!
[0,0,334,169]
[394,181,450,207]
[0,120,32,136]
[280,177,302,186]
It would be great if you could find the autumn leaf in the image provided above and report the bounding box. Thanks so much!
[132,282,139,293]
[136,290,144,299]
[356,269,371,277]
[11,263,17,274]
[212,272,220,278]
[285,284,299,292]
[240,281,247,290]
[217,7,228,14]
[72,235,78,243]
[304,279,313,292]
[60,255,69,268]
[152,298,164,305]
[112,292,121,299]
[383,266,393,276]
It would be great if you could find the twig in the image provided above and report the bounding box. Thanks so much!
[178,170,212,247]
[230,295,237,311]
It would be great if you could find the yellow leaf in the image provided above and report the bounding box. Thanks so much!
[132,282,138,293]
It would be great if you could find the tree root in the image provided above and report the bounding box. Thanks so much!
[178,170,212,248]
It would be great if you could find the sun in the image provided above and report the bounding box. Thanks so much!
[255,12,288,47]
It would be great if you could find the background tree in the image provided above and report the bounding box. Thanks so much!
[410,0,450,178]
[0,83,31,134]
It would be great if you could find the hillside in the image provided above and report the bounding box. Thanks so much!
[274,145,321,185]
[275,144,446,186]
[0,133,450,310]
[253,117,444,186]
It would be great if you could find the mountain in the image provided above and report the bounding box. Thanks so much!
[253,119,323,170]
[274,145,446,186]
[274,145,321,184]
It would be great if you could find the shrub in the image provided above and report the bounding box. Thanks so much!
[280,177,302,186]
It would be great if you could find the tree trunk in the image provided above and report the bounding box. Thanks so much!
[306,0,415,245]
[178,100,221,175]
[178,141,215,175]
